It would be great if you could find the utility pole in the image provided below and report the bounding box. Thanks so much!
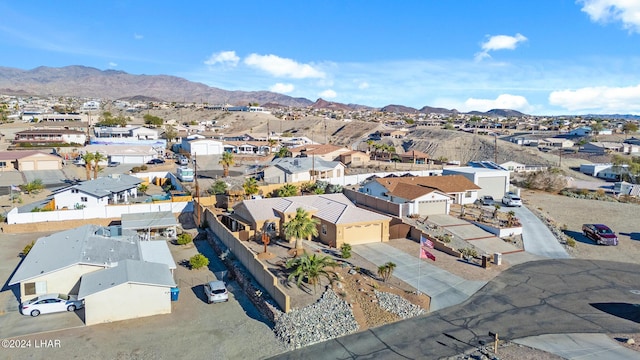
[494,135,498,163]
[194,154,200,227]
[324,118,327,144]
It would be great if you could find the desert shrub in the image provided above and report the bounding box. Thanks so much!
[131,166,141,173]
[141,165,148,171]
[176,233,192,245]
[340,243,352,259]
[459,247,478,260]
[189,254,209,269]
[437,233,452,243]
[565,237,576,247]
[21,241,35,257]
[517,168,567,192]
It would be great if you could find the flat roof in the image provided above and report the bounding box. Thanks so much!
[121,211,178,230]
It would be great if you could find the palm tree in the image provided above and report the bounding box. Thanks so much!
[507,210,517,226]
[81,152,95,180]
[219,151,235,177]
[267,139,278,154]
[285,253,339,293]
[492,204,501,219]
[243,178,259,199]
[377,261,397,282]
[92,152,106,180]
[277,184,298,197]
[283,207,319,256]
[275,147,290,159]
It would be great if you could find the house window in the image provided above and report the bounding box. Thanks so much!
[71,189,78,193]
[0,161,6,168]
[321,224,327,235]
[81,197,88,202]
[24,281,47,296]
[465,191,472,198]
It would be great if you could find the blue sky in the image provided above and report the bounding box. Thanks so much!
[1,1,640,115]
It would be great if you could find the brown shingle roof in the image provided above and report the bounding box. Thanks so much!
[388,182,439,200]
[375,175,480,194]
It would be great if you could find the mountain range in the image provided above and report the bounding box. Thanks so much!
[0,65,559,118]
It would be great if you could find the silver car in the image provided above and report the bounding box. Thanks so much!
[20,293,84,317]
[204,281,229,304]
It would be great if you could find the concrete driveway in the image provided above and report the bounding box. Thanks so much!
[273,259,640,359]
[353,243,487,311]
[510,205,570,259]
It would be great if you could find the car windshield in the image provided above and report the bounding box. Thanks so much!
[58,293,69,300]
[598,228,613,234]
[212,289,226,294]
[511,197,521,201]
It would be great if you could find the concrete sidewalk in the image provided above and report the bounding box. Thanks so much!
[353,243,487,312]
[514,333,640,359]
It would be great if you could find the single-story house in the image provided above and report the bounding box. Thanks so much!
[443,166,510,200]
[398,150,430,164]
[84,144,160,165]
[538,138,574,148]
[225,193,391,247]
[9,224,176,306]
[288,144,352,162]
[337,150,370,167]
[500,161,548,173]
[52,173,142,209]
[0,150,62,172]
[262,157,345,184]
[78,259,175,325]
[567,126,592,137]
[94,125,160,140]
[13,129,87,146]
[360,174,480,206]
[580,142,625,154]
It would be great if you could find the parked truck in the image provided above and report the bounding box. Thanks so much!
[582,224,619,246]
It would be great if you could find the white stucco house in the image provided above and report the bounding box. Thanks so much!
[52,174,141,209]
[9,224,176,325]
[443,166,510,200]
[180,137,225,156]
[84,145,160,165]
[262,157,345,184]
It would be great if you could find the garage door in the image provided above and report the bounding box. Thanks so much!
[418,200,447,216]
[21,161,35,171]
[35,160,59,170]
[478,176,507,199]
[122,156,145,164]
[343,223,382,245]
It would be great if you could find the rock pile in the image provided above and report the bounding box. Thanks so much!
[374,290,426,319]
[273,289,359,350]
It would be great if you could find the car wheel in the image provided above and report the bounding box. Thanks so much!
[67,305,76,311]
[31,309,40,317]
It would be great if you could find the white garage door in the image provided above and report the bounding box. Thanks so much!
[343,223,382,245]
[36,160,59,170]
[478,176,507,199]
[418,200,447,216]
[21,161,35,171]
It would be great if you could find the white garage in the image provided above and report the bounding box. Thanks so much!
[84,145,159,165]
[443,167,510,200]
[78,260,175,326]
[182,139,224,156]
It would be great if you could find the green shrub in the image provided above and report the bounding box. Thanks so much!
[189,254,209,269]
[176,233,192,245]
[340,243,352,259]
[21,241,35,256]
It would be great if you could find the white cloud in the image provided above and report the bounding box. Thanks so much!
[205,51,240,66]
[134,33,143,40]
[244,53,325,79]
[319,89,337,99]
[549,84,640,113]
[358,81,370,89]
[269,83,295,93]
[462,94,532,112]
[475,33,528,61]
[108,62,118,67]
[578,0,640,33]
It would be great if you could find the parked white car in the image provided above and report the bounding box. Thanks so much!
[20,293,84,317]
[502,193,522,207]
[204,280,229,304]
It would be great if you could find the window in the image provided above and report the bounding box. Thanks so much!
[35,281,47,294]
[0,161,6,168]
[71,189,78,193]
[24,282,36,296]
[321,224,327,235]
[465,191,472,198]
[81,197,88,202]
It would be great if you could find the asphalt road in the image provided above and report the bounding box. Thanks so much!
[510,204,571,259]
[271,259,640,359]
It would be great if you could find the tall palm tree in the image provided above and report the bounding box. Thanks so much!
[283,207,319,256]
[267,139,278,154]
[285,253,339,293]
[275,147,290,159]
[243,177,259,199]
[81,152,95,180]
[219,151,235,177]
[92,152,106,180]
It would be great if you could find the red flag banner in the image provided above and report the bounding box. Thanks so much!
[421,248,436,261]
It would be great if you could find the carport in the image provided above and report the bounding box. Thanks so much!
[121,211,179,240]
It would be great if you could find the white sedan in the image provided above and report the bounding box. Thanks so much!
[20,293,84,317]
[502,193,523,207]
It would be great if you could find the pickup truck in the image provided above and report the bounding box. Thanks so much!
[582,224,618,246]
